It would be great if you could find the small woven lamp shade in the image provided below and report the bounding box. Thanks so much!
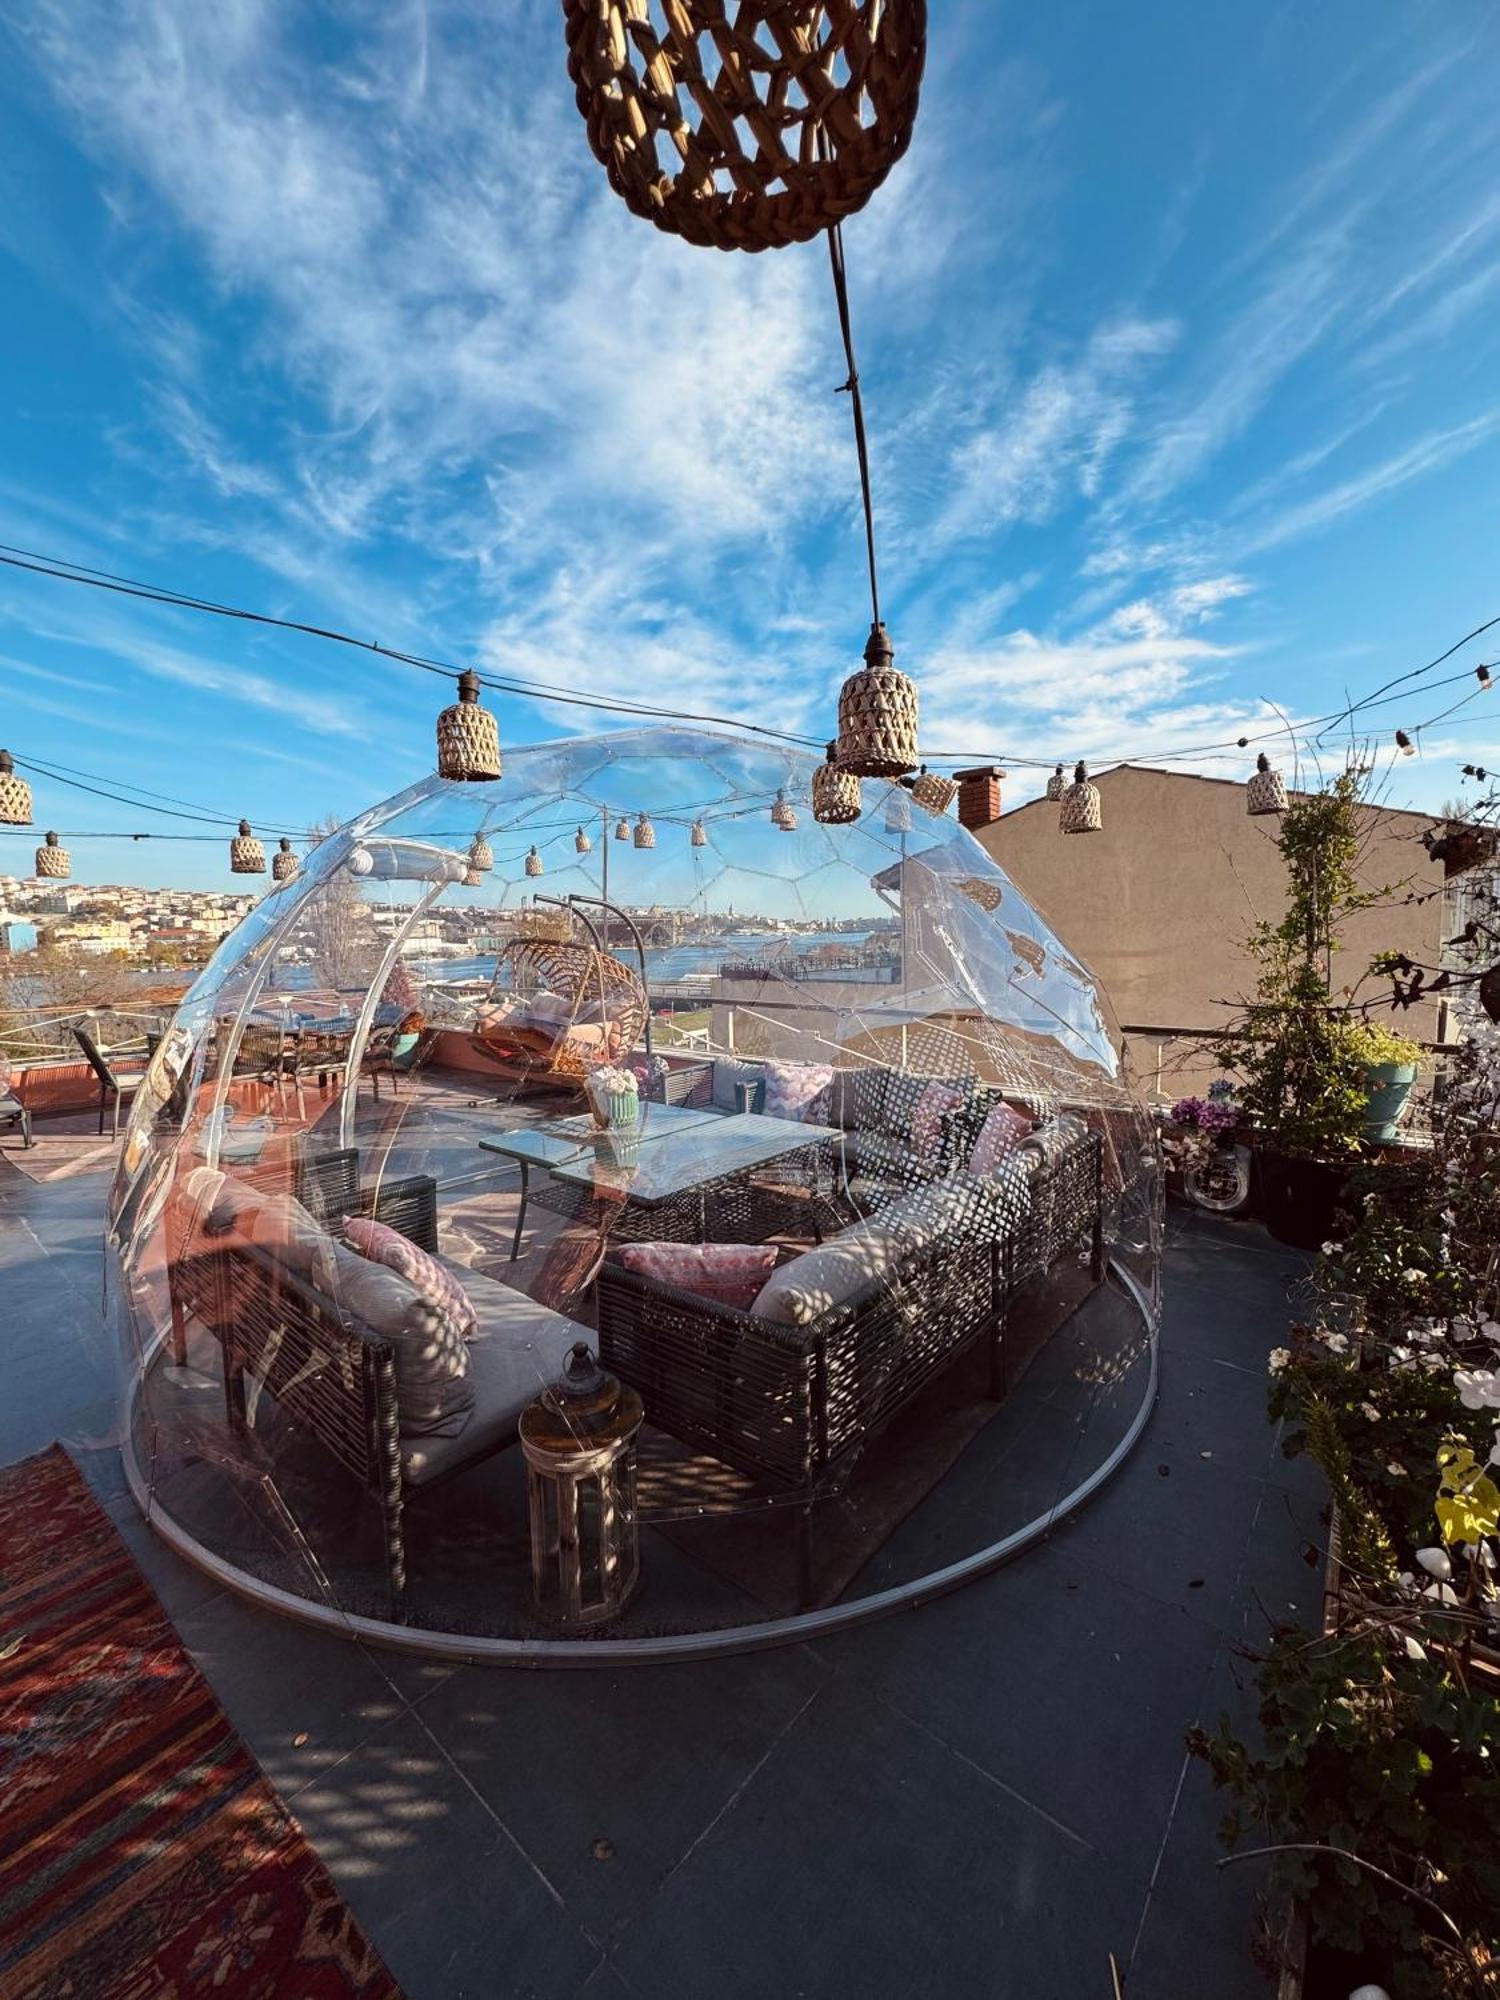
[1059,763,1102,835]
[1045,764,1065,803]
[0,750,33,827]
[230,819,267,873]
[575,825,592,854]
[272,837,299,882]
[691,819,708,847]
[911,766,957,815]
[957,876,1001,913]
[836,624,919,778]
[436,669,502,781]
[633,812,655,850]
[525,845,544,878]
[614,816,630,841]
[884,785,912,833]
[35,830,69,879]
[469,834,494,873]
[1246,754,1288,817]
[812,741,861,825]
[562,0,927,254]
[771,788,797,831]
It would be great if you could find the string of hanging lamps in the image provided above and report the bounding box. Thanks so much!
[525,845,544,878]
[575,825,592,854]
[468,833,493,873]
[813,742,861,826]
[771,788,797,831]
[691,818,708,847]
[614,815,630,841]
[910,765,956,815]
[35,829,69,878]
[0,750,33,826]
[272,836,299,881]
[437,669,502,781]
[1059,762,1102,835]
[633,812,655,850]
[1246,754,1288,817]
[1045,764,1066,803]
[229,820,267,873]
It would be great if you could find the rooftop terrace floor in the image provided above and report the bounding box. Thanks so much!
[1,1143,1324,1998]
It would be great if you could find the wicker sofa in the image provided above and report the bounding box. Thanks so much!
[165,1154,585,1614]
[597,1119,1105,1601]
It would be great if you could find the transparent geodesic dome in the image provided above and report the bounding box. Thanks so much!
[105,725,1162,1658]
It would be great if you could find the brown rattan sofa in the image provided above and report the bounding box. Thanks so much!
[597,1123,1105,1601]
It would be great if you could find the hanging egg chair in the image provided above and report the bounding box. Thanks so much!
[436,669,502,781]
[525,845,544,878]
[230,820,267,873]
[562,0,927,254]
[0,750,33,827]
[1059,763,1102,835]
[1245,754,1288,817]
[1045,764,1065,803]
[34,830,69,879]
[812,742,861,825]
[910,765,956,815]
[633,812,655,849]
[272,837,299,883]
[575,825,593,854]
[836,623,918,778]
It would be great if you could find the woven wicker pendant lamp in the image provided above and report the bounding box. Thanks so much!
[633,812,655,850]
[436,670,502,781]
[837,623,919,778]
[1059,763,1102,835]
[0,750,32,827]
[1246,754,1288,817]
[614,815,630,841]
[272,837,299,882]
[468,834,494,873]
[34,830,69,879]
[771,788,797,831]
[230,820,267,873]
[957,876,1001,913]
[575,825,593,854]
[1045,764,1065,803]
[911,765,956,815]
[812,741,861,825]
[562,0,927,254]
[691,818,708,847]
[525,845,544,878]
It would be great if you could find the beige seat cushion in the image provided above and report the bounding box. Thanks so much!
[399,1259,586,1487]
[325,1241,474,1439]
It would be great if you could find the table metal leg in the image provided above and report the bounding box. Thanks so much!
[511,1159,529,1261]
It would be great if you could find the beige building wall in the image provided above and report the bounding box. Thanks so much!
[976,766,1445,1100]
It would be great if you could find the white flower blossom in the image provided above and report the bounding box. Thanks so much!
[1455,1368,1500,1412]
[1360,1401,1381,1422]
[1321,1331,1350,1354]
[1386,1460,1408,1477]
[1321,1240,1342,1256]
[1268,1347,1291,1375]
[1402,1268,1425,1285]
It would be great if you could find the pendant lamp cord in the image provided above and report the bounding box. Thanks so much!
[825,210,881,631]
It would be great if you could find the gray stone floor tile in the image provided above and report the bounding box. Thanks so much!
[1128,1892,1272,2000]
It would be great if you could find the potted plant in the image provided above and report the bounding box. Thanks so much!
[1346,1019,1422,1142]
[1229,771,1394,1248]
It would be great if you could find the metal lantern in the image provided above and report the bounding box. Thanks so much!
[812,741,861,825]
[469,834,494,873]
[1045,764,1065,803]
[883,784,912,834]
[230,819,267,873]
[1059,762,1102,835]
[525,845,544,878]
[0,750,32,827]
[34,830,69,879]
[836,623,919,778]
[911,765,957,815]
[614,816,631,841]
[519,1341,643,1630]
[771,788,797,831]
[1246,754,1288,817]
[691,818,708,847]
[575,825,592,854]
[633,812,655,850]
[272,837,299,882]
[436,669,502,781]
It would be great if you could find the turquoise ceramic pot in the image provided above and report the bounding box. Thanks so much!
[1362,1062,1417,1143]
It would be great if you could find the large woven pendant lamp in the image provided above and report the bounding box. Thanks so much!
[691,818,708,847]
[0,750,32,826]
[575,825,592,854]
[230,820,267,873]
[272,837,299,882]
[436,670,502,781]
[35,830,69,879]
[1246,754,1288,817]
[525,845,544,878]
[614,815,630,841]
[837,624,919,778]
[812,742,861,825]
[1045,764,1066,803]
[911,765,957,815]
[1059,763,1102,835]
[771,788,797,831]
[633,812,655,850]
[561,0,927,254]
[468,834,494,873]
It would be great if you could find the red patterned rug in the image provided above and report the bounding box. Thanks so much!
[0,1446,403,1999]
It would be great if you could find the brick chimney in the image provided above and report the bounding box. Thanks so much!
[953,767,1004,830]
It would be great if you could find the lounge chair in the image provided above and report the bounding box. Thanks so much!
[71,1027,146,1138]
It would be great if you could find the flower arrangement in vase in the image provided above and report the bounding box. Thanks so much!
[585,1063,640,1131]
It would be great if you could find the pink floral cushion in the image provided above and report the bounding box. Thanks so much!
[619,1241,780,1312]
[911,1082,964,1161]
[342,1216,477,1336]
[760,1060,835,1123]
[968,1101,1033,1177]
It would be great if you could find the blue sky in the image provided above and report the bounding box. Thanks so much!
[2,0,1499,889]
